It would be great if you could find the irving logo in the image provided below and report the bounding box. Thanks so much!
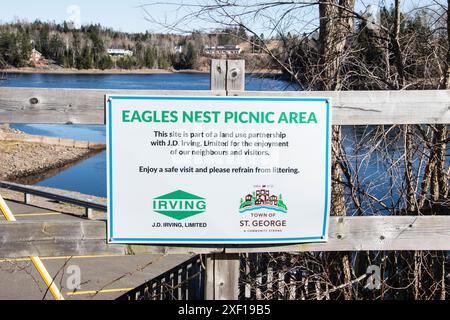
[153,190,206,220]
[239,187,288,214]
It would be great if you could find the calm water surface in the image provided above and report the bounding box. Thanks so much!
[6,72,295,197]
[7,73,446,212]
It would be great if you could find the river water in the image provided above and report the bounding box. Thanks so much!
[3,73,448,214]
[4,72,295,197]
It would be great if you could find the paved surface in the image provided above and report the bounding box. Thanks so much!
[0,199,192,300]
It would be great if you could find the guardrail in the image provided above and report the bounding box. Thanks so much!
[0,181,106,218]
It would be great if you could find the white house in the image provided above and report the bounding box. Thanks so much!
[204,45,241,55]
[173,46,184,54]
[107,49,134,57]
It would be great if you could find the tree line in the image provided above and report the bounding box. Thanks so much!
[140,0,450,300]
[0,21,239,70]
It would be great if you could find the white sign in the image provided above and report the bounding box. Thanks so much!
[107,95,331,244]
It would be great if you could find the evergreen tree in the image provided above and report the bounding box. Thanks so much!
[144,47,157,68]
[184,42,197,69]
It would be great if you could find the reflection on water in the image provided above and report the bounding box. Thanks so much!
[2,72,298,91]
[10,124,107,197]
[13,150,104,185]
[10,124,450,206]
[5,74,447,207]
[31,151,107,197]
[341,125,450,215]
[5,73,296,197]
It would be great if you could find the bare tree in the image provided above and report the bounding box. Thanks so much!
[141,0,449,300]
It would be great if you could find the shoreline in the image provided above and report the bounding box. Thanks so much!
[0,67,282,76]
[0,125,104,183]
[0,67,205,75]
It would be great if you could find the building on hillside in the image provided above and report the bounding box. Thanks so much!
[204,45,241,55]
[29,49,45,67]
[173,46,184,54]
[107,49,134,57]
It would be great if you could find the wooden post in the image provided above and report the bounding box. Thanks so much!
[205,253,240,300]
[211,59,245,92]
[85,207,93,220]
[226,60,245,91]
[204,59,245,300]
[210,59,227,91]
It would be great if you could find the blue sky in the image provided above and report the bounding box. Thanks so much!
[0,0,430,34]
[1,0,151,33]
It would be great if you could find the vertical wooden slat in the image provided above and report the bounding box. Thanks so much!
[194,259,204,299]
[267,267,273,299]
[303,278,308,300]
[143,286,149,300]
[256,272,262,300]
[289,277,296,300]
[261,256,268,300]
[163,273,171,300]
[152,282,157,300]
[154,280,161,300]
[188,262,198,299]
[244,254,251,299]
[226,60,245,91]
[180,265,187,300]
[278,272,285,300]
[173,269,179,300]
[204,253,240,300]
[210,59,227,91]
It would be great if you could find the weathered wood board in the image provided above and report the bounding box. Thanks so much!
[1,88,449,125]
[230,90,450,125]
[1,216,449,258]
[0,88,225,124]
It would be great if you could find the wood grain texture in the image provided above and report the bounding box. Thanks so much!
[0,220,223,258]
[210,59,227,91]
[0,88,226,124]
[1,88,448,124]
[1,216,449,258]
[204,253,240,300]
[226,216,450,253]
[226,60,245,91]
[229,90,450,125]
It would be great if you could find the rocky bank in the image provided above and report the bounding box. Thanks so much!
[0,126,104,181]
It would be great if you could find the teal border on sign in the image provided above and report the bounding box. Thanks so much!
[107,96,331,243]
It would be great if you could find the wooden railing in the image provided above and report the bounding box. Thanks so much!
[1,87,449,125]
[0,59,449,299]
